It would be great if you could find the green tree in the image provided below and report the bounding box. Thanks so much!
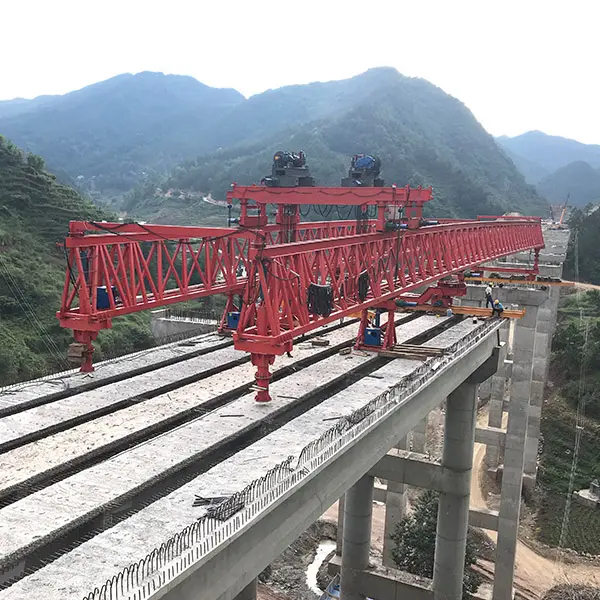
[26,152,45,171]
[390,490,482,598]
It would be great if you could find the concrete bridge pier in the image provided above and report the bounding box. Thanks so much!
[382,436,409,567]
[411,417,428,453]
[233,578,257,600]
[493,302,539,600]
[336,496,345,556]
[433,382,478,600]
[523,290,555,483]
[485,324,510,471]
[340,475,375,600]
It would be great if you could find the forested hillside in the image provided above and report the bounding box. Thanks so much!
[497,144,550,184]
[497,131,600,174]
[537,161,600,206]
[497,132,600,207]
[0,136,153,386]
[125,69,546,223]
[538,290,600,553]
[1,68,545,221]
[0,72,244,197]
[564,206,600,285]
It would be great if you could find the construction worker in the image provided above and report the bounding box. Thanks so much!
[485,283,494,308]
[492,299,504,318]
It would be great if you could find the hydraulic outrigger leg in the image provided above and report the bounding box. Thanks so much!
[251,353,275,403]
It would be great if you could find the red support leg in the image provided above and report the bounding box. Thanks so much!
[219,294,239,333]
[72,330,98,373]
[383,308,397,349]
[355,309,370,349]
[251,353,275,402]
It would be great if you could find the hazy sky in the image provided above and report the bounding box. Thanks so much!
[2,1,597,143]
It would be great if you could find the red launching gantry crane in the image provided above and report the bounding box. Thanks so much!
[57,156,545,402]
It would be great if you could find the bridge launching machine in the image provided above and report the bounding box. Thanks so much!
[57,152,545,402]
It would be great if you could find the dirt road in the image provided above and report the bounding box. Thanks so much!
[471,413,600,597]
[562,281,600,291]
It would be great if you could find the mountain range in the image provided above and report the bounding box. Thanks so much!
[497,131,600,206]
[0,68,545,221]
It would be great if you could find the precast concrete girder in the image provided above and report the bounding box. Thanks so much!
[142,329,501,600]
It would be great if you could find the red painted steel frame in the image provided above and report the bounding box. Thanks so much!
[264,220,378,244]
[229,184,434,231]
[228,183,433,206]
[233,220,544,352]
[56,199,544,399]
[58,223,252,332]
[232,220,544,399]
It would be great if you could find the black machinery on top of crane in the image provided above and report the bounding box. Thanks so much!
[260,151,315,187]
[341,154,384,187]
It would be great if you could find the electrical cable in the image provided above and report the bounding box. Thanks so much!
[0,254,69,368]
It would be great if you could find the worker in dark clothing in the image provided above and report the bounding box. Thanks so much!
[492,299,504,317]
[485,284,494,308]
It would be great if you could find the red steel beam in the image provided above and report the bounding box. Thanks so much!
[227,184,433,206]
[232,220,544,354]
[57,220,378,331]
[56,216,544,394]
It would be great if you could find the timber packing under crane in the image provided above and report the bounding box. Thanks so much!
[57,152,545,402]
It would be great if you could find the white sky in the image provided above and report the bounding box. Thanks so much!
[1,0,597,143]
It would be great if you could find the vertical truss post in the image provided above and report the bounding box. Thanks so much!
[355,309,371,349]
[382,307,397,349]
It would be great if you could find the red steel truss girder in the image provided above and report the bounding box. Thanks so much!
[65,222,242,244]
[232,220,545,354]
[264,220,377,244]
[58,234,251,331]
[57,220,378,331]
[227,184,433,206]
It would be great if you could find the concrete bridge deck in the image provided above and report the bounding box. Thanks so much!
[0,315,501,600]
[0,332,232,417]
[0,226,572,600]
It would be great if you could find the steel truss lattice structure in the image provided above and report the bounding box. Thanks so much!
[57,185,544,401]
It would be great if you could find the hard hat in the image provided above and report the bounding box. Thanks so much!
[494,299,500,305]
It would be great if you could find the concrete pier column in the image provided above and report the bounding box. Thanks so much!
[486,324,510,470]
[411,416,427,453]
[336,495,345,556]
[493,305,538,600]
[382,436,409,567]
[524,290,553,481]
[340,475,374,600]
[433,383,478,600]
[234,578,257,600]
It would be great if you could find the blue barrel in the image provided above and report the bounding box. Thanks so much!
[364,327,382,346]
[227,311,241,329]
